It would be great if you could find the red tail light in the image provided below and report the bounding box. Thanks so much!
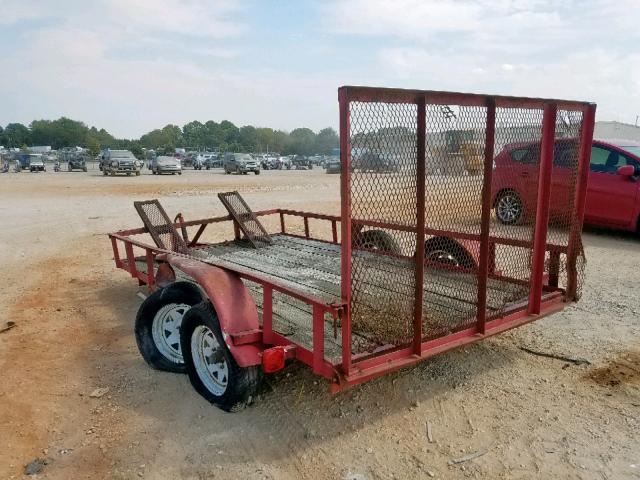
[262,346,286,373]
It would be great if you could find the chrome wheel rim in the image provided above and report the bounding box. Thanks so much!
[497,194,522,223]
[191,325,228,396]
[151,303,189,363]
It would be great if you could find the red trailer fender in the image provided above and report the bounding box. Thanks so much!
[162,254,263,368]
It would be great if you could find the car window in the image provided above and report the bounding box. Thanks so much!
[509,147,538,165]
[553,142,577,168]
[590,146,623,174]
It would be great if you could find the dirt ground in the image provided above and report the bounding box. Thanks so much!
[1,167,638,480]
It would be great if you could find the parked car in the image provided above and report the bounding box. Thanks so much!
[28,154,46,172]
[151,156,182,175]
[325,157,341,174]
[192,154,204,170]
[67,154,88,172]
[100,149,141,176]
[14,153,46,172]
[491,138,640,232]
[291,155,312,170]
[203,153,222,169]
[353,152,398,173]
[223,153,260,175]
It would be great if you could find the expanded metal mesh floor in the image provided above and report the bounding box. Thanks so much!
[132,234,532,360]
[180,234,529,358]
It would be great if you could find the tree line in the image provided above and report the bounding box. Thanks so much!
[0,117,339,158]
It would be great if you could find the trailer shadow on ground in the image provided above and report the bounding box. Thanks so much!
[95,280,515,466]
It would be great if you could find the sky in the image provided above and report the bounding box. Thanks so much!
[1,0,639,139]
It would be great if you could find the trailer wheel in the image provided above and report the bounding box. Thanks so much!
[181,302,262,412]
[354,230,401,254]
[424,237,476,269]
[495,190,523,225]
[135,285,202,373]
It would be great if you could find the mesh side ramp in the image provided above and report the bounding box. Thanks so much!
[134,199,188,253]
[218,191,272,248]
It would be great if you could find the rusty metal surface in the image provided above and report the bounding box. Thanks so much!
[133,199,188,253]
[218,191,272,248]
[339,86,595,363]
[186,234,528,354]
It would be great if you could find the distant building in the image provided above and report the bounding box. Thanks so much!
[595,121,640,142]
[29,145,52,153]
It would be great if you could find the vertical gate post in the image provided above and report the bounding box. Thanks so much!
[413,96,426,354]
[312,304,325,374]
[338,87,352,375]
[476,98,496,334]
[262,285,273,345]
[528,103,557,314]
[566,104,596,300]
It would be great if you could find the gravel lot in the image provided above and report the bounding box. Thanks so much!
[0,167,638,480]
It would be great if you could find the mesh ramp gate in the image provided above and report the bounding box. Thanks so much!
[339,86,595,366]
[134,200,188,253]
[218,191,272,248]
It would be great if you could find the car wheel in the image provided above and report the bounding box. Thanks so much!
[181,302,262,412]
[424,237,476,269]
[255,170,260,175]
[103,170,108,176]
[495,190,524,225]
[83,167,87,172]
[135,284,203,373]
[178,171,182,175]
[136,171,140,176]
[353,230,401,255]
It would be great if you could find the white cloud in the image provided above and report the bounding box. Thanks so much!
[0,0,50,25]
[106,0,245,38]
[325,0,640,124]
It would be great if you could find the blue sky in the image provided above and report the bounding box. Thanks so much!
[1,0,639,138]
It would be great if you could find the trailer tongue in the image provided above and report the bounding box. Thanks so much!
[109,86,595,411]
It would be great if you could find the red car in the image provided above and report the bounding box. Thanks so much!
[492,139,640,232]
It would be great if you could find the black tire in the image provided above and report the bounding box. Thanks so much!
[424,237,476,269]
[135,283,203,373]
[181,302,262,412]
[255,170,260,175]
[353,229,401,254]
[495,190,524,225]
[83,167,87,172]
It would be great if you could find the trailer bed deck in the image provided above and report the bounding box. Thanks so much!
[132,234,536,361]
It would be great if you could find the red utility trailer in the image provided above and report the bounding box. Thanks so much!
[109,86,595,411]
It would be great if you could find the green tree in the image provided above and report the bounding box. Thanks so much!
[238,125,258,151]
[3,123,31,148]
[183,121,207,148]
[87,137,101,157]
[314,127,339,154]
[287,127,316,155]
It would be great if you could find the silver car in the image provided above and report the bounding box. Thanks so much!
[151,156,182,175]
